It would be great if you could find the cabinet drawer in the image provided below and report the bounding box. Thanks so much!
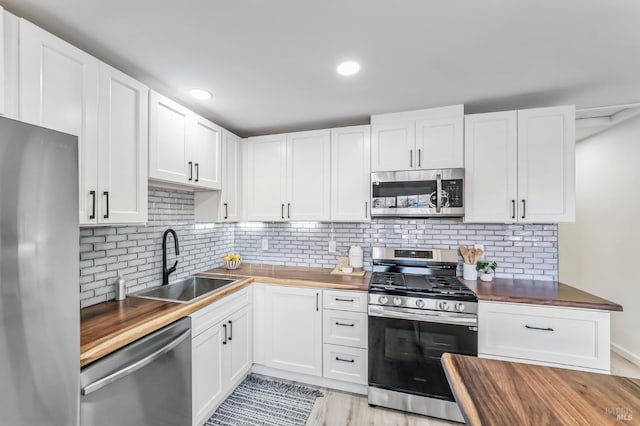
[323,310,367,349]
[323,290,367,312]
[323,344,368,385]
[478,302,610,371]
[190,286,251,337]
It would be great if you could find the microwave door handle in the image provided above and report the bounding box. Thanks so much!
[436,173,442,213]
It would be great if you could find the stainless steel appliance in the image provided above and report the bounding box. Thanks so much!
[0,117,79,426]
[81,317,192,426]
[371,169,464,217]
[368,247,477,423]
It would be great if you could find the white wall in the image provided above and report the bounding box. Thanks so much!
[559,115,640,365]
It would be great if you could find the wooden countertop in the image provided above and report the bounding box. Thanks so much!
[80,264,369,367]
[200,263,370,291]
[461,277,622,311]
[442,353,640,426]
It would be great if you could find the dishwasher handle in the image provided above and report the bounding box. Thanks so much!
[81,329,190,396]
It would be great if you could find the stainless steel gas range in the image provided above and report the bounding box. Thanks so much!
[367,247,478,423]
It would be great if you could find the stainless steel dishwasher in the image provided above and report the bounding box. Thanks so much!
[80,317,191,426]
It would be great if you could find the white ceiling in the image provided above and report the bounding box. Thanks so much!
[2,0,639,137]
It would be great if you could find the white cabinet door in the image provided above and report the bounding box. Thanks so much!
[0,8,5,115]
[19,19,99,224]
[220,130,242,221]
[192,324,225,426]
[464,111,518,223]
[286,129,331,221]
[226,304,252,385]
[264,285,323,376]
[416,116,464,169]
[371,122,415,171]
[149,91,191,184]
[97,64,148,224]
[517,106,576,223]
[331,125,371,221]
[190,114,221,190]
[246,135,286,221]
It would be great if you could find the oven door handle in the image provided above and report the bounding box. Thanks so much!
[368,305,477,327]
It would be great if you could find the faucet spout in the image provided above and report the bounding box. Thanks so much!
[162,228,180,285]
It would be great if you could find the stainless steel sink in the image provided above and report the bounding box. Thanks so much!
[130,275,239,303]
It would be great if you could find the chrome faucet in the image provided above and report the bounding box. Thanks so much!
[162,228,179,285]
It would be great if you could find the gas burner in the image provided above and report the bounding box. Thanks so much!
[370,272,405,288]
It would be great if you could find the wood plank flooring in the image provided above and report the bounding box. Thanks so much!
[305,351,640,426]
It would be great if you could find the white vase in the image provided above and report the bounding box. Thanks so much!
[480,273,494,282]
[463,264,478,280]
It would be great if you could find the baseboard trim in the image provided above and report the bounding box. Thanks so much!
[251,364,368,395]
[611,342,640,367]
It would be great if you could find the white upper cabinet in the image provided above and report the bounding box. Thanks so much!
[149,91,221,190]
[97,64,148,224]
[416,115,464,169]
[220,129,242,221]
[189,115,222,190]
[149,91,191,184]
[465,106,575,223]
[0,7,6,116]
[331,125,371,221]
[371,105,464,172]
[246,129,330,222]
[464,111,518,223]
[517,106,575,223]
[19,19,148,225]
[246,134,287,221]
[263,285,323,376]
[371,121,414,171]
[286,129,331,221]
[19,19,99,224]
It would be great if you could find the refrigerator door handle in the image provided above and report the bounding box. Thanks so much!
[80,329,190,396]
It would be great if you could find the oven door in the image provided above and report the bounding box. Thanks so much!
[368,305,477,401]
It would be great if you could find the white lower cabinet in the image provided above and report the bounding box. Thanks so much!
[478,301,610,373]
[191,289,252,426]
[323,344,368,385]
[262,285,323,376]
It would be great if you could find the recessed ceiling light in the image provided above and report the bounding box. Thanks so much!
[189,88,212,100]
[336,61,360,76]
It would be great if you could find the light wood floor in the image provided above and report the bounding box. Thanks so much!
[305,351,640,426]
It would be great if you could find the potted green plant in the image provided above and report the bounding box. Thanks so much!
[476,261,497,282]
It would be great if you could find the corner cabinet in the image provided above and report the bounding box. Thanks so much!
[19,19,148,225]
[246,129,330,221]
[149,91,221,190]
[262,285,323,376]
[331,125,371,221]
[464,106,575,223]
[371,105,464,172]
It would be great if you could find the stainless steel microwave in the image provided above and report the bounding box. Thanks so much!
[371,169,464,217]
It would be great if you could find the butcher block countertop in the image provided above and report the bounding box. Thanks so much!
[442,353,640,426]
[80,264,369,367]
[461,278,622,311]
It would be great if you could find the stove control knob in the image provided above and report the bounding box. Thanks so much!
[379,296,388,305]
[415,299,425,309]
[393,297,403,306]
[455,303,465,312]
[439,301,450,311]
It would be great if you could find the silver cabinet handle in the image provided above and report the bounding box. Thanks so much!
[409,149,413,168]
[524,325,554,332]
[81,329,190,396]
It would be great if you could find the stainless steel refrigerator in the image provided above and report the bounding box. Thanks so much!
[0,116,79,425]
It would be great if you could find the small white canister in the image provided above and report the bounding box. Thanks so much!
[463,264,478,281]
[349,245,364,272]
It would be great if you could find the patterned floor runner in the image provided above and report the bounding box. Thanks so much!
[205,374,324,426]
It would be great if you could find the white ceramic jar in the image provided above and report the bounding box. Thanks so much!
[349,245,364,271]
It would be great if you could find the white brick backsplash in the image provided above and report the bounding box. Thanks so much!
[80,188,558,309]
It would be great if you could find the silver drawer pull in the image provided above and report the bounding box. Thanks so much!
[524,325,554,332]
[335,322,355,327]
[336,357,355,363]
[335,297,355,302]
